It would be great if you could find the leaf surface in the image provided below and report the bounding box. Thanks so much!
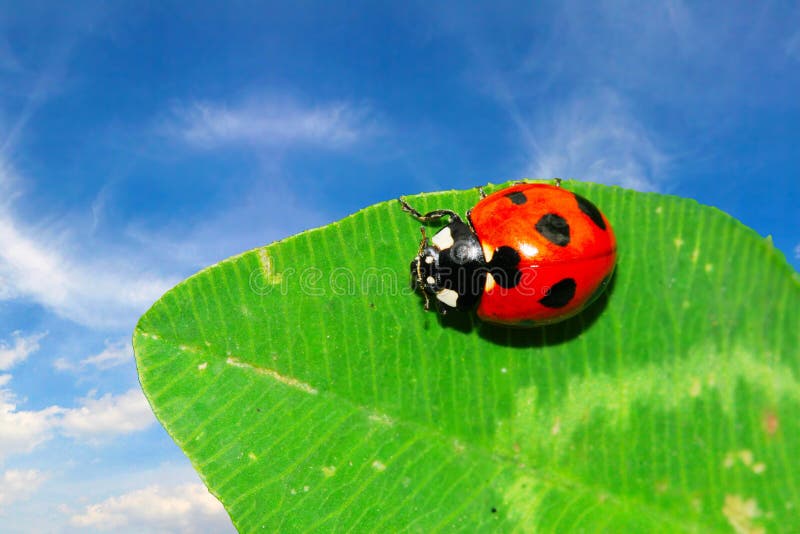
[134,181,800,533]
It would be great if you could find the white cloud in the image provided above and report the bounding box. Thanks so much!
[51,358,72,372]
[0,331,46,371]
[68,483,234,533]
[0,211,176,329]
[164,96,375,150]
[0,469,48,509]
[0,156,176,329]
[0,11,178,329]
[59,388,155,442]
[0,384,61,463]
[81,339,133,370]
[524,91,669,191]
[55,338,133,372]
[1,380,155,461]
[0,333,59,463]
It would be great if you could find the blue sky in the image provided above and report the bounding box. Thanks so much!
[1,2,798,532]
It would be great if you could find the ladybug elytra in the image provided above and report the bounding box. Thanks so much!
[400,182,617,326]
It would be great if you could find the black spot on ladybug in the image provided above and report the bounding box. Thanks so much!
[488,246,522,289]
[535,213,570,246]
[539,278,576,308]
[575,194,606,230]
[505,191,527,205]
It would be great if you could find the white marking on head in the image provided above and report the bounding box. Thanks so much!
[432,226,455,249]
[482,243,494,262]
[424,256,434,264]
[485,272,496,291]
[436,288,459,308]
[426,276,436,285]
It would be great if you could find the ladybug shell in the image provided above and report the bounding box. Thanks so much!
[469,183,617,326]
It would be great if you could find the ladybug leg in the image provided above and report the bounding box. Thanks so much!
[412,226,432,311]
[465,208,476,232]
[478,186,487,199]
[398,198,462,223]
[553,178,562,187]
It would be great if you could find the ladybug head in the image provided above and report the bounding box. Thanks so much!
[409,241,438,309]
[409,219,487,314]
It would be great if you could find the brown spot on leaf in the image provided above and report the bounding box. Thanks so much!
[762,410,779,436]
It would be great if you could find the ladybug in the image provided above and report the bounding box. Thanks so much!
[400,181,617,326]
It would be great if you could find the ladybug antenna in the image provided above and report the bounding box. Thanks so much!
[398,197,462,224]
[417,226,428,256]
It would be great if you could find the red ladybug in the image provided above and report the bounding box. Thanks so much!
[400,182,617,326]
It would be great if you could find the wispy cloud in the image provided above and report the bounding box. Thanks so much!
[0,15,176,330]
[123,177,328,269]
[0,469,48,509]
[0,331,46,371]
[163,96,376,150]
[455,21,670,190]
[0,1,101,157]
[0,158,176,329]
[0,160,21,215]
[784,29,800,61]
[66,483,233,533]
[54,338,133,372]
[0,212,176,328]
[0,36,21,72]
[523,91,669,191]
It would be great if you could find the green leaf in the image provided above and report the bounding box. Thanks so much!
[134,180,800,533]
